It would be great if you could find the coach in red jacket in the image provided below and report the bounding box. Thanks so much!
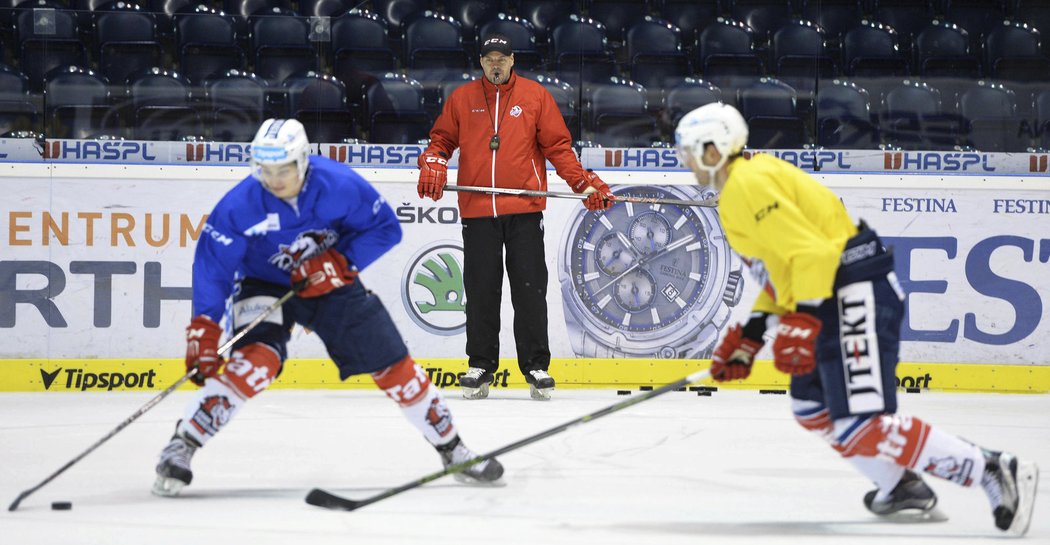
[417,33,613,401]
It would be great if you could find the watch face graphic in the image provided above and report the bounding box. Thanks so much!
[559,185,742,358]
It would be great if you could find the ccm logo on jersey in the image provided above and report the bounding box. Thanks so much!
[754,201,779,221]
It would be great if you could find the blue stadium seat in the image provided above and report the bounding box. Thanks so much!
[1033,88,1050,149]
[944,0,1007,39]
[585,0,650,44]
[587,77,659,147]
[128,67,203,140]
[0,64,37,135]
[816,79,879,149]
[298,0,355,17]
[984,20,1050,82]
[45,66,119,139]
[550,15,617,90]
[873,0,935,41]
[284,72,355,143]
[958,81,1027,152]
[625,16,691,105]
[175,6,246,85]
[251,10,320,84]
[656,0,720,51]
[17,7,87,91]
[801,0,864,52]
[402,11,468,71]
[331,9,398,96]
[477,14,542,71]
[445,0,503,46]
[535,74,579,141]
[364,73,429,143]
[516,0,574,45]
[771,19,838,102]
[737,77,807,149]
[372,0,431,35]
[1014,0,1050,57]
[696,17,764,95]
[881,79,961,150]
[95,3,164,85]
[914,20,980,78]
[142,0,198,37]
[841,21,909,78]
[206,69,270,142]
[730,0,794,45]
[663,77,722,131]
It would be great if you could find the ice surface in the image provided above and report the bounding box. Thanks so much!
[1,388,1047,545]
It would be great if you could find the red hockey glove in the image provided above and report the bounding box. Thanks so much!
[417,151,448,200]
[772,312,823,375]
[577,171,613,211]
[291,248,358,298]
[710,314,766,382]
[186,315,224,386]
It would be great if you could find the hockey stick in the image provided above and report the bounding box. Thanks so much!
[7,288,298,512]
[305,367,712,512]
[445,185,719,208]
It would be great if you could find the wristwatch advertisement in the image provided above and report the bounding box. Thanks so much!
[558,185,743,359]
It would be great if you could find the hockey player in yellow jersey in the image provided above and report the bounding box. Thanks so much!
[675,103,1038,535]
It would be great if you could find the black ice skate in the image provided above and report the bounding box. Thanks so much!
[460,367,493,400]
[981,449,1039,536]
[864,470,939,518]
[525,369,555,400]
[437,435,504,484]
[152,426,201,497]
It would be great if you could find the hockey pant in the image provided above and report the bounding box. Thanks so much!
[178,279,458,448]
[788,224,986,491]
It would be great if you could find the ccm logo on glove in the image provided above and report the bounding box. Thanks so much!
[772,312,822,375]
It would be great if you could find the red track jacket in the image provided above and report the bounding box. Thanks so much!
[422,71,588,218]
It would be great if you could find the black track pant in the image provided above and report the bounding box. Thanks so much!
[461,211,551,376]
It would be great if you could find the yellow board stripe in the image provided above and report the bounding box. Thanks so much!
[1,359,1046,394]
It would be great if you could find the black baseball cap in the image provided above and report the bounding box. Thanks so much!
[480,33,512,56]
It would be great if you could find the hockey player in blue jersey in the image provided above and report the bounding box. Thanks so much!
[153,119,504,496]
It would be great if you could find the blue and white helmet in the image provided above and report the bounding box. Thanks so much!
[250,118,310,182]
[674,103,748,180]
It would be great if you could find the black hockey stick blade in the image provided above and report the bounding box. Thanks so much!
[306,368,712,512]
[305,488,364,511]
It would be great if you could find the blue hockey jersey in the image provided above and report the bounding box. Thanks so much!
[191,155,402,322]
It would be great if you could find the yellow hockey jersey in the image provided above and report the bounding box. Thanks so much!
[718,154,857,314]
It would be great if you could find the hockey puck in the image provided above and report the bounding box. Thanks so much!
[697,391,712,397]
[759,389,787,395]
[639,385,654,391]
[616,390,631,396]
[50,501,72,510]
[905,387,921,393]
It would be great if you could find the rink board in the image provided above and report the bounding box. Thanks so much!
[1,358,1047,394]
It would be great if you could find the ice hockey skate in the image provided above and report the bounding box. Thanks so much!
[437,435,504,484]
[525,369,555,400]
[459,367,493,399]
[152,427,200,497]
[864,470,946,522]
[981,449,1039,536]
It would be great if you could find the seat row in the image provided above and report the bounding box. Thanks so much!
[3,61,1046,152]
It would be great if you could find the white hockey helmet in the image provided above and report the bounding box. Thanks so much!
[674,103,748,181]
[250,118,311,185]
